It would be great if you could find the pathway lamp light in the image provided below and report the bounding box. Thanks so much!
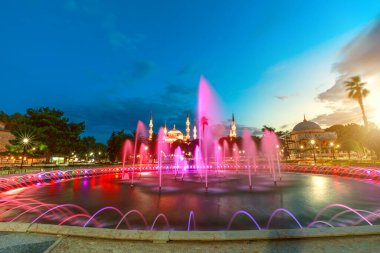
[310,139,316,165]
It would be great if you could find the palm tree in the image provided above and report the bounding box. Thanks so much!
[344,75,370,129]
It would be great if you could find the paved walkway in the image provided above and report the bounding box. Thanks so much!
[48,234,380,253]
[0,232,55,253]
[2,223,380,253]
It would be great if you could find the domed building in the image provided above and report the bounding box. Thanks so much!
[288,116,337,159]
[164,124,184,143]
[148,114,195,144]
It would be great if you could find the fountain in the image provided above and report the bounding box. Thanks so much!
[1,76,380,233]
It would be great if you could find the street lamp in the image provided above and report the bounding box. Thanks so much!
[310,139,316,165]
[20,138,30,172]
[330,142,335,159]
[336,144,340,159]
[299,145,304,159]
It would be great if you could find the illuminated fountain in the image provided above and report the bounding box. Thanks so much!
[1,76,380,232]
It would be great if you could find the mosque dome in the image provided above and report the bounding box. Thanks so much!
[292,116,322,132]
[167,125,184,141]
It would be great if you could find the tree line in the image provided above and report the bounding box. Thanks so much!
[0,108,107,163]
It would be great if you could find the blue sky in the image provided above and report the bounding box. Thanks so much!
[1,1,380,142]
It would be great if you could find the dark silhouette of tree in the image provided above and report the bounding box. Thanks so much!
[6,107,85,161]
[107,130,132,162]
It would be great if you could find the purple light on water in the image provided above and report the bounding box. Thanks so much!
[266,208,303,229]
[307,220,334,228]
[83,206,124,227]
[187,211,196,231]
[313,203,373,226]
[31,204,91,224]
[150,213,170,230]
[114,209,148,230]
[227,210,262,230]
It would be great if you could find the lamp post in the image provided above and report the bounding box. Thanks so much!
[20,138,29,172]
[336,144,340,159]
[310,139,316,165]
[300,145,304,159]
[330,142,335,159]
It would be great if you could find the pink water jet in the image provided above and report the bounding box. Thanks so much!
[131,121,147,187]
[242,128,257,189]
[156,127,169,191]
[261,130,280,183]
[197,76,224,191]
[121,139,133,179]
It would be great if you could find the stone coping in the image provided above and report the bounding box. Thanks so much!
[1,222,380,242]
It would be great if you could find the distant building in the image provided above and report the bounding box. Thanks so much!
[164,124,184,143]
[288,116,337,159]
[149,114,196,144]
[229,113,237,140]
[0,121,14,153]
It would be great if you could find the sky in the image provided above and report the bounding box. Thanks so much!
[1,0,380,142]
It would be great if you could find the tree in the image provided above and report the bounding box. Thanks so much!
[262,125,276,132]
[344,76,370,129]
[6,107,85,161]
[340,139,363,159]
[107,130,132,162]
[366,128,380,159]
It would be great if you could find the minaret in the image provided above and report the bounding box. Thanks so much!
[193,124,197,140]
[185,113,191,141]
[149,112,153,141]
[229,113,237,140]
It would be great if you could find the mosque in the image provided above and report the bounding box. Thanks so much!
[288,116,337,159]
[148,113,237,144]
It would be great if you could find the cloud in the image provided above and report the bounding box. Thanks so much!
[274,95,288,100]
[311,106,375,127]
[118,61,156,86]
[335,20,380,76]
[177,63,200,76]
[65,81,197,142]
[318,20,380,104]
[65,0,142,50]
[233,124,261,136]
[317,77,347,102]
[315,19,380,126]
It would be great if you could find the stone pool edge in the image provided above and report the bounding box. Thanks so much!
[1,222,380,243]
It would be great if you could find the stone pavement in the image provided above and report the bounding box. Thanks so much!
[0,232,56,253]
[2,223,380,253]
[48,235,380,253]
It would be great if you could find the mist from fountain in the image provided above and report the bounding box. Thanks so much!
[121,140,133,179]
[242,128,257,189]
[261,130,281,183]
[156,127,169,190]
[131,121,147,187]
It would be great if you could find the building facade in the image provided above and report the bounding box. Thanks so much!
[149,114,196,144]
[0,121,13,153]
[288,116,337,159]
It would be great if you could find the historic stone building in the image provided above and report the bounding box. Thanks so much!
[288,116,337,159]
[0,121,13,153]
[149,114,195,144]
[148,113,237,144]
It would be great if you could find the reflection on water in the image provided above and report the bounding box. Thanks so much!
[2,172,380,230]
